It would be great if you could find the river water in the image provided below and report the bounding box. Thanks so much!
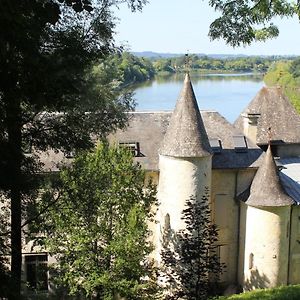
[132,73,264,123]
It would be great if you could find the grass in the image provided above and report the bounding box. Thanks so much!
[216,285,300,300]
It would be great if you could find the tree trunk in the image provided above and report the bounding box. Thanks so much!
[7,97,22,300]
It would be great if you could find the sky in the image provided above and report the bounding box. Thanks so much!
[113,0,300,55]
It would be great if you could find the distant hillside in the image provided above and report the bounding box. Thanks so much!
[131,51,182,59]
[132,51,249,60]
[131,51,297,60]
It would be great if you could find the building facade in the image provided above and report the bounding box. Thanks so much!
[111,74,300,291]
[23,74,300,294]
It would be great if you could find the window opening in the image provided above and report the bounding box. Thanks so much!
[119,142,140,157]
[249,253,254,269]
[233,135,248,152]
[209,138,222,154]
[25,254,48,291]
[64,150,75,159]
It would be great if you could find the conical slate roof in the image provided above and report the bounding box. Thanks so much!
[246,145,294,207]
[159,73,212,157]
[234,87,300,144]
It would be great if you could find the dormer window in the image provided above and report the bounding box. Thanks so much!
[119,142,140,157]
[209,138,222,154]
[233,135,248,153]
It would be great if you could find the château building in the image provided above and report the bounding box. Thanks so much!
[24,73,300,294]
[110,73,300,291]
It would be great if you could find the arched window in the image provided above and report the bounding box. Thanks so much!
[164,213,170,231]
[249,253,254,269]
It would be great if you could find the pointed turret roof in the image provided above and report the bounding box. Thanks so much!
[159,73,212,157]
[234,87,300,144]
[246,145,294,207]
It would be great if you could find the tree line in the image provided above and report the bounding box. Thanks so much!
[94,53,298,83]
[264,58,300,113]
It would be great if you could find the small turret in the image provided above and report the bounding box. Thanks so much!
[246,145,294,207]
[243,145,293,290]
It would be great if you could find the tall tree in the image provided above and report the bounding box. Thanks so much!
[208,0,299,46]
[161,189,223,300]
[39,143,158,299]
[0,1,146,298]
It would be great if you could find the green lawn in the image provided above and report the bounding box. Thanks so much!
[217,285,300,300]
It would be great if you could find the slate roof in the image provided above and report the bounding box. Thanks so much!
[279,157,300,205]
[159,73,212,157]
[234,87,300,145]
[245,145,294,207]
[109,111,262,171]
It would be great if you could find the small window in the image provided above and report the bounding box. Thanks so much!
[64,150,75,159]
[233,135,248,153]
[164,213,171,231]
[209,138,222,154]
[162,213,171,245]
[119,142,140,157]
[25,254,48,291]
[249,253,254,269]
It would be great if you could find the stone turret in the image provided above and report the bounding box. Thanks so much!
[243,145,293,290]
[160,73,211,157]
[156,73,212,262]
[246,146,294,207]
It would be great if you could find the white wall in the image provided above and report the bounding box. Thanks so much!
[155,154,212,262]
[243,205,291,290]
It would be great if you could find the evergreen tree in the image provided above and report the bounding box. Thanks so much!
[39,143,158,300]
[161,188,223,300]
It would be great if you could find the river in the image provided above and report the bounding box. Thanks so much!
[132,73,264,123]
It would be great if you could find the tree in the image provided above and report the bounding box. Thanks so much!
[0,1,147,298]
[160,188,223,300]
[264,60,300,113]
[208,0,299,46]
[38,143,158,299]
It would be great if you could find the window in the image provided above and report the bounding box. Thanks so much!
[25,254,48,291]
[119,142,140,157]
[209,138,222,154]
[164,213,171,231]
[233,135,248,153]
[162,213,171,245]
[249,253,254,269]
[64,150,75,159]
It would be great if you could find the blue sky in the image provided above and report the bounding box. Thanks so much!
[113,0,300,55]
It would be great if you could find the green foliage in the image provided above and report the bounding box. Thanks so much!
[208,0,297,46]
[0,0,146,296]
[264,60,300,113]
[41,143,158,299]
[161,188,223,300]
[151,55,284,74]
[153,59,176,74]
[116,52,156,84]
[91,52,155,88]
[217,284,300,300]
